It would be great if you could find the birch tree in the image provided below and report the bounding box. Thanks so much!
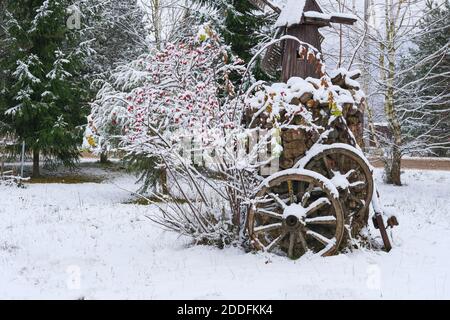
[75,0,148,80]
[339,0,449,185]
[140,0,189,48]
[0,0,91,177]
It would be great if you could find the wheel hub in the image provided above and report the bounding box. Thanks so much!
[285,215,299,228]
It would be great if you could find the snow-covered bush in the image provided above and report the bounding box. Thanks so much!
[0,136,24,187]
[0,173,27,188]
[91,20,373,248]
[91,24,271,246]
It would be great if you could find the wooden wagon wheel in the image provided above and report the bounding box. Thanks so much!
[247,170,344,259]
[295,144,374,237]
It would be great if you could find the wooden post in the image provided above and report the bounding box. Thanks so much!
[20,141,25,178]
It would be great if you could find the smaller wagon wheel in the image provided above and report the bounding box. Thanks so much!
[295,144,374,237]
[247,170,344,259]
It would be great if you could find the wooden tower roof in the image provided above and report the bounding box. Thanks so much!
[275,0,357,28]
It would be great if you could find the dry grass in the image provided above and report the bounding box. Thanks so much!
[25,175,105,184]
[124,195,190,205]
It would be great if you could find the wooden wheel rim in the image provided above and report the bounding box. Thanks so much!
[247,172,345,259]
[303,147,374,235]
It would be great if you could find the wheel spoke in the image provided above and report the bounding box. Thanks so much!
[256,208,283,220]
[265,232,287,252]
[254,197,275,205]
[305,215,336,225]
[344,169,357,179]
[349,193,364,206]
[305,197,330,216]
[254,222,282,234]
[268,192,287,209]
[297,230,308,252]
[349,181,366,191]
[322,155,333,177]
[306,229,333,246]
[301,183,315,206]
[250,170,348,259]
[316,237,337,256]
[288,232,296,259]
[338,155,346,173]
[287,180,295,204]
[262,204,279,211]
[297,181,306,203]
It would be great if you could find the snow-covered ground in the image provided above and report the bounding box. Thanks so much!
[1,165,449,299]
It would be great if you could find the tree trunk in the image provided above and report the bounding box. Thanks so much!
[32,148,40,178]
[361,0,371,152]
[100,151,108,164]
[366,104,382,152]
[151,0,162,50]
[383,0,402,186]
[390,146,402,186]
[160,168,168,194]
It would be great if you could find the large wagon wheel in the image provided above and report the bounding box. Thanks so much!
[247,169,345,259]
[295,144,374,238]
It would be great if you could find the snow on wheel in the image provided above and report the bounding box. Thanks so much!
[295,143,374,237]
[247,169,345,259]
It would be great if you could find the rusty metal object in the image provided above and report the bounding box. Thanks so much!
[387,215,399,228]
[374,212,392,252]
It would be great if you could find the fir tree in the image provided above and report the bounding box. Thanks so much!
[0,0,90,176]
[190,0,274,78]
[75,0,148,163]
[76,0,148,80]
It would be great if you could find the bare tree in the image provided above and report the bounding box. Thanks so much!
[140,0,189,48]
[332,0,449,185]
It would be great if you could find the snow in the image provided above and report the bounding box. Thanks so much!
[246,75,362,130]
[330,12,358,21]
[283,203,307,219]
[347,69,362,79]
[258,168,340,199]
[287,76,316,96]
[30,0,52,32]
[274,2,358,28]
[345,77,360,89]
[328,68,362,91]
[304,11,331,20]
[275,0,307,27]
[13,59,41,84]
[330,170,351,190]
[295,143,374,171]
[328,68,347,79]
[305,215,336,224]
[1,165,450,299]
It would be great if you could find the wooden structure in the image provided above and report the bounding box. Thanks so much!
[259,0,357,81]
[244,0,396,259]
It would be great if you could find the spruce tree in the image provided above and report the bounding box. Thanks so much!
[75,0,148,164]
[0,0,90,176]
[76,0,148,80]
[190,0,273,78]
